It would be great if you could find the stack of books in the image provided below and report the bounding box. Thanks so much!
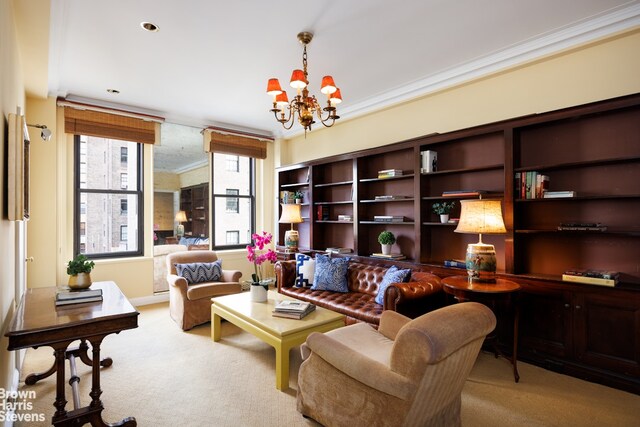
[374,195,409,200]
[373,215,404,223]
[442,190,487,198]
[272,300,316,319]
[55,288,103,306]
[544,191,577,199]
[515,171,550,199]
[371,253,406,260]
[326,247,353,254]
[444,259,467,269]
[558,222,607,232]
[377,169,403,179]
[316,205,330,220]
[562,269,620,287]
[337,214,353,222]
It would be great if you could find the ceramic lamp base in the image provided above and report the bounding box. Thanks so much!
[284,230,299,253]
[465,243,497,283]
[176,224,184,238]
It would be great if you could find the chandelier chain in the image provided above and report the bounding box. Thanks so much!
[302,45,308,82]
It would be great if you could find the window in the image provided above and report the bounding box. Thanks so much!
[226,189,239,213]
[120,147,128,163]
[226,155,239,172]
[212,154,254,249]
[74,135,143,258]
[226,231,240,245]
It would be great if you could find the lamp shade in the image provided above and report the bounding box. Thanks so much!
[320,75,337,95]
[275,91,289,108]
[175,210,188,223]
[329,88,343,105]
[266,78,283,96]
[290,69,307,89]
[278,203,303,224]
[454,199,506,234]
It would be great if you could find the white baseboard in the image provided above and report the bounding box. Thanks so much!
[129,293,169,307]
[2,368,20,427]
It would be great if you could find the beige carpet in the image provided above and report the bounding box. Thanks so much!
[15,303,640,427]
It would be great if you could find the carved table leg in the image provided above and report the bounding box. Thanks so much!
[79,338,113,368]
[52,345,68,420]
[25,351,57,385]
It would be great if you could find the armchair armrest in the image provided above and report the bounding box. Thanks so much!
[305,332,415,400]
[167,274,188,293]
[378,311,411,340]
[383,272,442,311]
[221,270,242,283]
[275,260,296,291]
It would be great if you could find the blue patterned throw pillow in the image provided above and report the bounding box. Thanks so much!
[295,253,315,288]
[375,265,412,305]
[311,254,350,293]
[175,260,222,285]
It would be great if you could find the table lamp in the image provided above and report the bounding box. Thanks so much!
[278,203,303,253]
[175,210,188,238]
[454,199,506,282]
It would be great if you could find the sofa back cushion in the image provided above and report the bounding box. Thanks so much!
[347,262,388,296]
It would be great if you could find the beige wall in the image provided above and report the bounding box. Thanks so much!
[1,0,26,395]
[179,164,208,188]
[154,171,180,191]
[282,29,640,165]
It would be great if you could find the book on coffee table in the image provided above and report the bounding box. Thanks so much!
[272,301,316,319]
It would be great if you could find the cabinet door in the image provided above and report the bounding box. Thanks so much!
[519,286,573,359]
[573,291,640,377]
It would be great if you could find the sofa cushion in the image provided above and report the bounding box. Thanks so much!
[375,265,412,305]
[175,260,222,285]
[295,253,315,288]
[311,254,349,293]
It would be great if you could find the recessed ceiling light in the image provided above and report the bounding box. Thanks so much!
[140,22,159,32]
[107,88,120,94]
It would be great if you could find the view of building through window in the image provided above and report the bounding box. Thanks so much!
[213,153,253,248]
[76,136,142,257]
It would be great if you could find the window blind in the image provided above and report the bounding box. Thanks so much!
[206,127,272,159]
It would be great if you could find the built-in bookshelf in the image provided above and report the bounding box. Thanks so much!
[180,183,209,238]
[276,93,640,394]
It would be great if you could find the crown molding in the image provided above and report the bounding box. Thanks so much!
[281,3,640,139]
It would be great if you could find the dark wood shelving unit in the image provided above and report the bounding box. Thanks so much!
[180,183,209,238]
[276,93,640,394]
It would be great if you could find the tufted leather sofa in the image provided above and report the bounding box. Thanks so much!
[275,260,444,327]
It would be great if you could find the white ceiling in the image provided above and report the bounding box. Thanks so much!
[45,0,640,138]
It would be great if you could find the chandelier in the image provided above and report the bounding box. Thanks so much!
[266,32,342,134]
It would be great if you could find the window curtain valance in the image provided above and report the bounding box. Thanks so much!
[58,98,164,144]
[204,127,272,159]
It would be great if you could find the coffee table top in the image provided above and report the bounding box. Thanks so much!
[212,291,344,337]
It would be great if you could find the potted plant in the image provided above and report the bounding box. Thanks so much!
[431,201,456,223]
[294,190,304,204]
[246,231,277,302]
[67,254,96,289]
[377,231,396,255]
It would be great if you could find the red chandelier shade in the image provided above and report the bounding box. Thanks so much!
[320,76,337,95]
[275,91,289,108]
[329,88,343,105]
[266,78,283,96]
[290,69,307,89]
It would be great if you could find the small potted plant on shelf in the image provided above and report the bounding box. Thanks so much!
[377,231,396,255]
[66,254,96,290]
[431,201,456,223]
[294,190,304,204]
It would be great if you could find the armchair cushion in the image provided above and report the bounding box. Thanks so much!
[311,254,350,292]
[175,260,222,284]
[374,265,411,305]
[295,253,315,288]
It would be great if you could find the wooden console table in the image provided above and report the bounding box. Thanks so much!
[5,281,139,426]
[442,276,521,382]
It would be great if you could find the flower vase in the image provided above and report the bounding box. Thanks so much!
[250,282,268,302]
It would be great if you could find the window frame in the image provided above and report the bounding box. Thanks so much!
[212,156,255,251]
[73,135,144,259]
[225,188,240,213]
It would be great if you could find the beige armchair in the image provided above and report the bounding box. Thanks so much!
[166,250,242,330]
[297,302,496,427]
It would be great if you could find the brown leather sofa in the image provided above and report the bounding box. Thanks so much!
[275,260,443,327]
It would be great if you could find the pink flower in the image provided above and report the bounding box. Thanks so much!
[247,231,276,282]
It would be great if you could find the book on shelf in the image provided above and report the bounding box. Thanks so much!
[563,269,619,280]
[326,247,353,254]
[370,253,406,260]
[377,169,403,179]
[515,172,550,199]
[444,259,467,269]
[558,222,607,232]
[442,190,487,197]
[316,205,330,220]
[337,215,353,222]
[543,191,577,198]
[373,215,404,222]
[562,274,618,287]
[420,150,437,173]
[374,195,409,200]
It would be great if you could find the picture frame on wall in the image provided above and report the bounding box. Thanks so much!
[7,113,30,221]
